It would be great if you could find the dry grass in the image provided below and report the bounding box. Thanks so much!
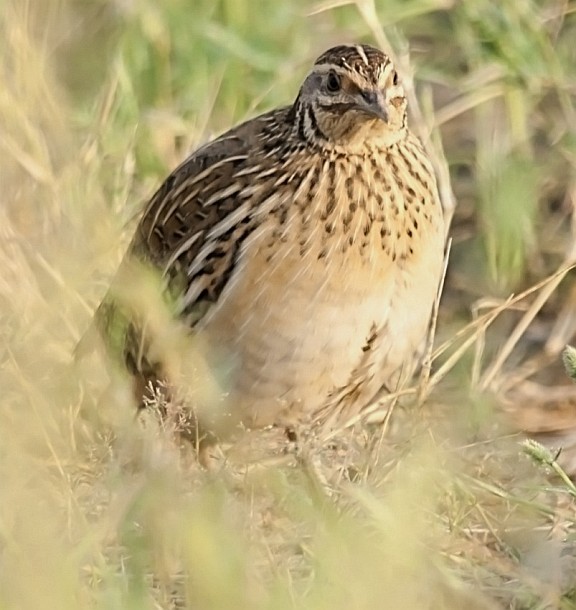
[2,1,576,608]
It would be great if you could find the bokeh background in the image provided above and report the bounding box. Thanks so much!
[1,1,576,608]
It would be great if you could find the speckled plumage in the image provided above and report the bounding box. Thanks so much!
[98,43,445,438]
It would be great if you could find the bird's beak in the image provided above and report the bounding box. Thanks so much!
[356,90,388,123]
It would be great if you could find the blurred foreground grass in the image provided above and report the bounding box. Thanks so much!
[1,1,576,609]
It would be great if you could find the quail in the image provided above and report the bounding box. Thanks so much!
[97,43,446,441]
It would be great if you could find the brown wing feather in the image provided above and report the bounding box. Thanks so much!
[135,133,248,265]
[94,107,293,395]
[131,107,292,312]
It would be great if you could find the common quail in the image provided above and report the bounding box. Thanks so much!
[97,43,446,442]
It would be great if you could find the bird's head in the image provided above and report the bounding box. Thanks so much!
[292,44,407,149]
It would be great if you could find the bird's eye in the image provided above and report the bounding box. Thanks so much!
[392,71,399,86]
[326,71,341,92]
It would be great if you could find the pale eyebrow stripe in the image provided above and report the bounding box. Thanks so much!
[311,64,349,76]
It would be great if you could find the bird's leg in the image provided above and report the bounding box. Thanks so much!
[196,430,226,472]
[284,426,335,500]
